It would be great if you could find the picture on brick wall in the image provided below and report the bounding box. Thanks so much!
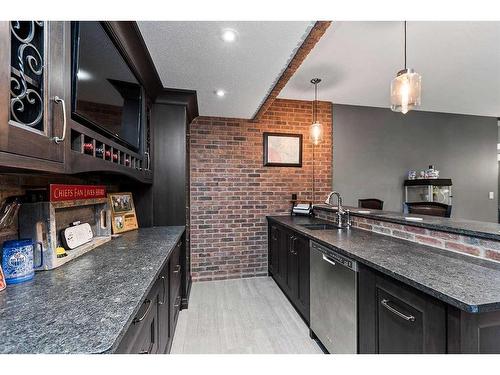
[263,132,302,167]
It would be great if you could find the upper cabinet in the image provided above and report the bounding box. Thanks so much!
[0,21,171,182]
[0,21,66,171]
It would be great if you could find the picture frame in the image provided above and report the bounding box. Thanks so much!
[108,192,138,234]
[263,132,303,167]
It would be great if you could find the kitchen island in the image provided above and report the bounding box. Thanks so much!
[268,215,500,313]
[0,226,185,354]
[267,215,500,353]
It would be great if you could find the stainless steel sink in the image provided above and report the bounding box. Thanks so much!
[300,223,340,230]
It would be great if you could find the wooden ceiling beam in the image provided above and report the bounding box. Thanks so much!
[252,21,332,122]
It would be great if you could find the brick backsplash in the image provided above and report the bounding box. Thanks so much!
[190,99,332,281]
[314,208,500,263]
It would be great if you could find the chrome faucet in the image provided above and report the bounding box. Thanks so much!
[325,191,351,228]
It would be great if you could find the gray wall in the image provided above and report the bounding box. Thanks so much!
[332,104,499,222]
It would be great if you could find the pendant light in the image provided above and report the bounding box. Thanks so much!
[390,21,421,114]
[310,78,323,145]
[310,78,322,205]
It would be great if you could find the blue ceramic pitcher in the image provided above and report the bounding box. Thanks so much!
[1,239,43,285]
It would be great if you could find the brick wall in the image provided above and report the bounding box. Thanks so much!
[190,99,332,281]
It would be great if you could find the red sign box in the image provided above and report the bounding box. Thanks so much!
[50,184,106,202]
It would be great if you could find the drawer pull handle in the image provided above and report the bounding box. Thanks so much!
[144,151,151,170]
[290,236,297,255]
[381,299,415,322]
[133,299,152,324]
[158,276,167,305]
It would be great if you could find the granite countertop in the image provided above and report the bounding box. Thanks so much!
[314,204,500,241]
[268,215,500,313]
[0,226,185,354]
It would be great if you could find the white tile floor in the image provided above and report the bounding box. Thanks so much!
[171,276,322,354]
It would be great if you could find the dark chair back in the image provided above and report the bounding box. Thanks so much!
[405,202,452,218]
[358,198,384,210]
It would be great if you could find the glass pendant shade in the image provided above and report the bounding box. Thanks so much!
[310,121,323,145]
[390,68,421,114]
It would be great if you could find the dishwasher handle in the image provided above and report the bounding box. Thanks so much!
[322,254,336,266]
[311,241,358,271]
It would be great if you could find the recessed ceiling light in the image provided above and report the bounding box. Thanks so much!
[221,29,237,43]
[215,89,226,97]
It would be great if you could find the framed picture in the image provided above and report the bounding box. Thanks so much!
[108,192,138,234]
[263,132,303,167]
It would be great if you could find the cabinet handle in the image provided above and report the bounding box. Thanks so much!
[174,297,181,308]
[158,276,167,305]
[52,96,67,144]
[174,264,181,274]
[381,299,416,322]
[133,299,152,324]
[290,236,297,255]
[144,151,151,170]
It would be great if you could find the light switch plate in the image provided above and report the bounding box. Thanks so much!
[489,191,495,200]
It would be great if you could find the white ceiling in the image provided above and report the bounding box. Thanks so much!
[138,21,313,118]
[279,21,500,118]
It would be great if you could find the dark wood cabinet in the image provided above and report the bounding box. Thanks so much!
[268,225,280,275]
[0,21,67,170]
[0,21,173,183]
[151,95,197,308]
[169,240,182,338]
[295,234,310,321]
[268,222,310,324]
[277,227,289,288]
[447,306,500,354]
[116,278,160,354]
[157,266,170,354]
[117,238,184,354]
[358,264,446,354]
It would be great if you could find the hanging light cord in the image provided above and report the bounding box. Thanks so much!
[404,21,407,70]
[312,80,318,204]
[313,82,317,123]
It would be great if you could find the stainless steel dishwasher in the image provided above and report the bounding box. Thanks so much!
[310,241,358,354]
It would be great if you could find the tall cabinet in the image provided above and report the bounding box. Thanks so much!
[151,89,198,308]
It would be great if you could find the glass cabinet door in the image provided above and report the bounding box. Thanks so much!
[0,21,66,163]
[405,185,432,203]
[405,185,452,204]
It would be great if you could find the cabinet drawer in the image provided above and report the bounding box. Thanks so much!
[157,264,170,354]
[359,265,446,354]
[170,241,182,302]
[116,283,159,354]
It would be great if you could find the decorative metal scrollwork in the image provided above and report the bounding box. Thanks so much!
[9,21,45,131]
